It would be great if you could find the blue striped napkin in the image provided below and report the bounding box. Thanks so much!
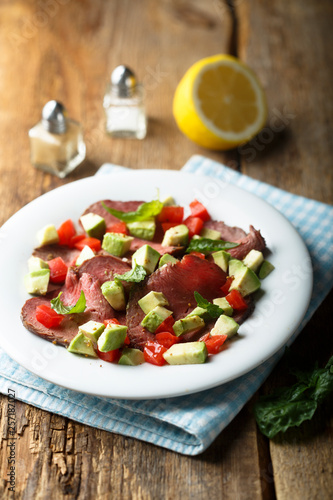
[0,155,332,455]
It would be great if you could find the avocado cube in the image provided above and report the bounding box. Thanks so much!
[102,232,134,257]
[162,195,176,206]
[80,213,106,240]
[163,342,208,365]
[118,348,145,366]
[24,269,50,295]
[162,224,189,247]
[126,220,156,241]
[97,324,128,352]
[78,320,105,342]
[132,244,160,274]
[141,306,173,333]
[76,245,95,266]
[212,250,230,272]
[229,264,261,296]
[187,306,210,321]
[158,254,178,267]
[210,315,239,338]
[212,297,233,316]
[101,280,126,311]
[228,258,244,276]
[258,260,275,279]
[242,249,264,273]
[138,291,169,314]
[173,315,205,337]
[28,256,50,272]
[37,224,59,246]
[67,332,97,358]
[200,227,221,240]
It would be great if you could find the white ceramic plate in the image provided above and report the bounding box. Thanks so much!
[0,170,312,399]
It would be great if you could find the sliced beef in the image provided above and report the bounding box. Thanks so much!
[203,220,247,241]
[229,225,266,260]
[126,255,227,350]
[77,254,132,285]
[33,245,80,267]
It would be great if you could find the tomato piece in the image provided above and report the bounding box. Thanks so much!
[124,334,130,345]
[103,318,120,326]
[69,234,85,248]
[220,276,234,295]
[183,216,204,239]
[189,251,205,260]
[189,199,211,222]
[97,348,121,363]
[161,222,180,233]
[106,222,128,235]
[36,305,64,328]
[57,219,76,246]
[48,257,68,284]
[204,335,228,354]
[74,237,101,252]
[144,341,167,366]
[225,289,248,310]
[158,206,184,223]
[155,315,175,334]
[155,332,180,349]
[199,333,210,342]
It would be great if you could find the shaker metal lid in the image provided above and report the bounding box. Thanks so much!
[42,100,67,134]
[111,65,137,97]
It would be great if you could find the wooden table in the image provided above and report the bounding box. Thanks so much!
[0,1,332,498]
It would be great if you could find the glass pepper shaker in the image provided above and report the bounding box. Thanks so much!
[103,65,147,139]
[28,100,86,178]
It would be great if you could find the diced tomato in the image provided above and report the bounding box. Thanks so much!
[158,206,184,223]
[155,315,175,334]
[48,257,68,284]
[69,234,85,248]
[189,199,211,222]
[183,216,204,239]
[225,289,248,310]
[124,334,130,345]
[106,222,128,235]
[36,305,64,328]
[189,251,206,260]
[57,219,76,246]
[220,276,234,296]
[97,348,121,363]
[144,341,167,366]
[155,332,180,349]
[74,237,101,252]
[204,335,228,354]
[103,318,120,326]
[161,222,180,233]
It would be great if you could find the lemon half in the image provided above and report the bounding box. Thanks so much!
[173,54,268,150]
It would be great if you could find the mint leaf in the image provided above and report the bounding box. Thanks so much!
[102,200,163,223]
[186,238,239,255]
[50,291,86,315]
[114,263,147,283]
[194,291,224,319]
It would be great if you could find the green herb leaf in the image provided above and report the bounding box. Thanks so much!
[254,355,333,439]
[194,291,224,319]
[101,200,163,223]
[114,263,147,283]
[50,290,86,315]
[186,238,239,255]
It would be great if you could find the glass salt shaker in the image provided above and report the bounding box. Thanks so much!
[28,100,86,178]
[103,65,147,139]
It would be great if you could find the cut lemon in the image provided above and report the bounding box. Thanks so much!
[173,54,267,150]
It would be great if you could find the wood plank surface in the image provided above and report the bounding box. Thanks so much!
[0,1,332,499]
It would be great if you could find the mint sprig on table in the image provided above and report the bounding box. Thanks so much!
[50,291,86,315]
[101,200,163,222]
[254,355,333,439]
[194,291,224,319]
[186,238,239,255]
[114,263,147,283]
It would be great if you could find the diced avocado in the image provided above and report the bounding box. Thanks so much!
[212,250,230,272]
[173,315,205,337]
[118,348,145,366]
[126,220,156,241]
[97,324,128,352]
[200,227,221,240]
[229,264,261,296]
[210,315,239,338]
[191,235,201,240]
[78,320,105,342]
[141,306,173,333]
[24,269,50,295]
[163,342,208,365]
[102,232,134,257]
[259,260,275,279]
[242,249,264,273]
[76,245,95,266]
[67,332,97,358]
[187,306,210,321]
[158,254,178,267]
[28,256,50,272]
[213,297,233,316]
[132,244,160,274]
[162,224,189,247]
[101,280,126,311]
[80,213,106,240]
[138,291,169,314]
[37,224,59,246]
[228,258,244,276]
[162,195,176,206]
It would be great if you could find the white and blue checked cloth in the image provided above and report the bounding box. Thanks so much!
[0,155,332,455]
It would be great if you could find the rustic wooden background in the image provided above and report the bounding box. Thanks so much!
[0,0,332,498]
